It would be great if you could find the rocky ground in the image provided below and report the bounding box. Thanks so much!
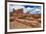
[10,13,41,29]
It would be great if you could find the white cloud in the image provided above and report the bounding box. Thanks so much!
[14,6,24,10]
[30,8,41,14]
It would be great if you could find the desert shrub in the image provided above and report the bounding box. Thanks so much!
[32,14,41,19]
[18,15,27,19]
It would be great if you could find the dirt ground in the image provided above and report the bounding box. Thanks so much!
[10,13,41,29]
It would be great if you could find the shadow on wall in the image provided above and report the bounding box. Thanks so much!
[6,32,20,34]
[5,0,20,1]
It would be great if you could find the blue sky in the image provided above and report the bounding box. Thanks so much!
[23,5,41,8]
[9,4,41,14]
